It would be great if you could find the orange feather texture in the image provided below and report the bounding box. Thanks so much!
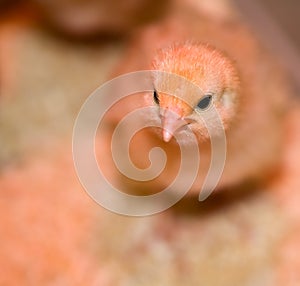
[99,9,290,195]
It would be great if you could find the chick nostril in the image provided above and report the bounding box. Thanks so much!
[183,117,197,125]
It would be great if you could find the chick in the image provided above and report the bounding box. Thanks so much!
[151,42,240,143]
[100,8,289,195]
[29,0,170,38]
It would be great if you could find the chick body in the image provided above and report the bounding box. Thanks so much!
[101,8,289,195]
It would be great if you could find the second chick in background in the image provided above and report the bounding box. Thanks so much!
[29,0,171,38]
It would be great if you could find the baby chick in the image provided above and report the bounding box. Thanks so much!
[29,0,170,38]
[100,8,289,195]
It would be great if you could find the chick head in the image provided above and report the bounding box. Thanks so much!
[151,42,240,142]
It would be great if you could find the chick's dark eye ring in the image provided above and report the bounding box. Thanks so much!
[153,89,160,104]
[197,94,212,110]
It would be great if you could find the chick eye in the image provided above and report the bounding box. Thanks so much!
[197,94,212,110]
[153,90,160,104]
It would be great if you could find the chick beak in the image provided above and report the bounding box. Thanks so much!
[161,109,187,142]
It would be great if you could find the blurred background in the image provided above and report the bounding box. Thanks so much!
[0,0,299,285]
